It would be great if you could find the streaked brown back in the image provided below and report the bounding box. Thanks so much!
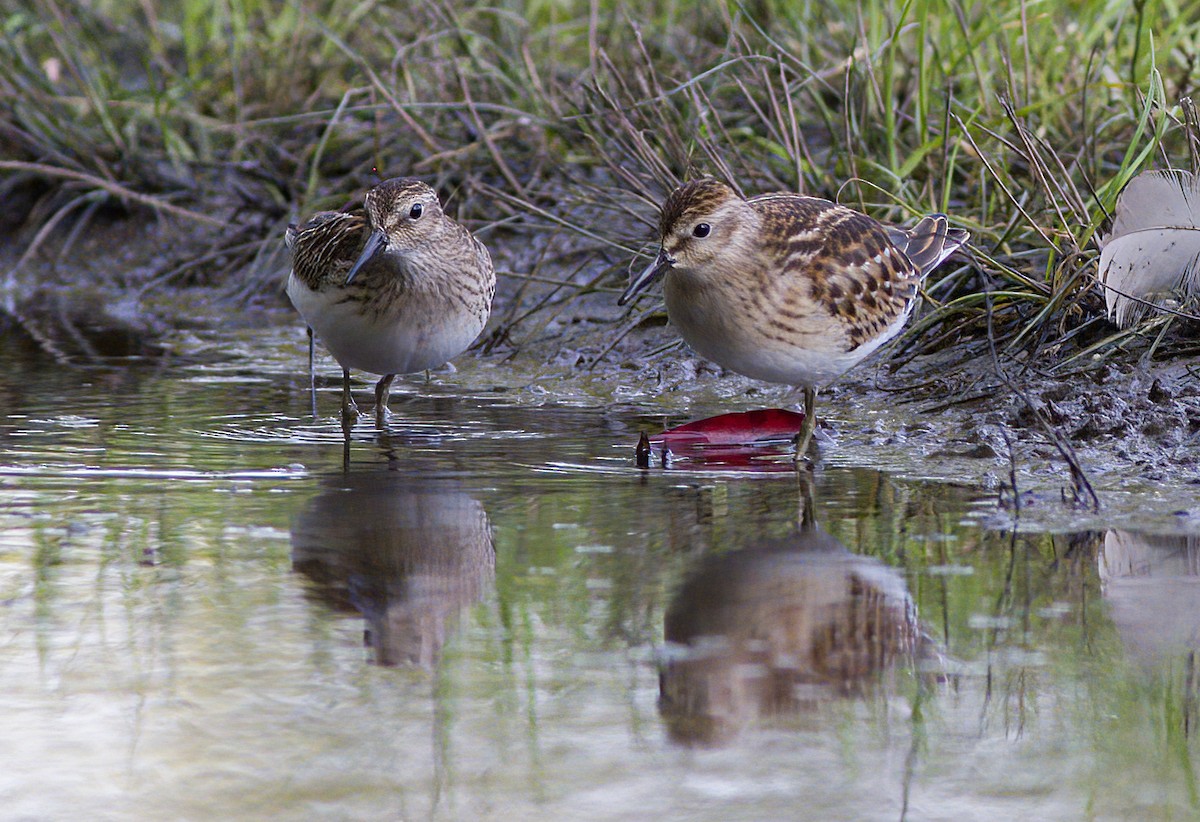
[750,194,923,351]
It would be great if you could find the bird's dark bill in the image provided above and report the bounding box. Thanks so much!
[618,250,672,305]
[345,229,387,284]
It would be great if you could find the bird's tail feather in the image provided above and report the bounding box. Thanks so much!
[900,214,969,275]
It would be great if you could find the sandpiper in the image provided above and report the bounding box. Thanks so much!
[620,178,968,455]
[286,178,495,427]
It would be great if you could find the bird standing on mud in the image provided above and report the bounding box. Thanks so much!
[620,178,968,455]
[286,177,495,429]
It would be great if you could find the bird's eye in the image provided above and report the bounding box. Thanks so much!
[409,203,424,220]
[692,223,711,238]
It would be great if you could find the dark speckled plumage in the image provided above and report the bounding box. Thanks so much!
[286,211,365,287]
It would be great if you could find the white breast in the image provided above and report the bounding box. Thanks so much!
[286,274,487,376]
[664,275,911,390]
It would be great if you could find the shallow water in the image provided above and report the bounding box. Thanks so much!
[2,323,1200,821]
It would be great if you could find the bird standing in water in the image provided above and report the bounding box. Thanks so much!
[620,178,968,456]
[286,177,495,429]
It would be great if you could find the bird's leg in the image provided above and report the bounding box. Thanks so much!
[307,327,318,420]
[374,374,396,428]
[794,386,817,460]
[341,368,360,429]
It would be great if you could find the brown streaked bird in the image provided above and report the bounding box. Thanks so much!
[620,178,968,455]
[285,178,495,427]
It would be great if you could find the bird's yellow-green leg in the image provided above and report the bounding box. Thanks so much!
[341,368,360,427]
[306,327,318,419]
[374,374,396,427]
[794,386,817,460]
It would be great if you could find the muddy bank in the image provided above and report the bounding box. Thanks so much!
[491,315,1200,527]
[0,173,288,361]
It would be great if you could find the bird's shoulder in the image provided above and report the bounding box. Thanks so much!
[749,193,921,292]
[287,211,367,287]
[746,193,923,349]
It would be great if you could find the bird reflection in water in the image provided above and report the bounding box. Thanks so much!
[291,472,494,667]
[1100,530,1200,668]
[660,503,923,745]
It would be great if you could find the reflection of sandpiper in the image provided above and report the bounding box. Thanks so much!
[659,526,921,745]
[1099,530,1200,668]
[291,472,494,667]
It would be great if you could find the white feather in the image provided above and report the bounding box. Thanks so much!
[1098,169,1200,328]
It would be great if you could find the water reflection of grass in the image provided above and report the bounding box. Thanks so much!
[448,465,1200,813]
[8,411,1200,814]
[820,484,1200,814]
[905,525,1200,818]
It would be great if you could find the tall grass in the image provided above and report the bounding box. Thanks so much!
[1,0,1198,367]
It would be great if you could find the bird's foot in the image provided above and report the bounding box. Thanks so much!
[812,423,837,445]
[793,427,816,464]
[341,397,360,428]
[374,404,392,429]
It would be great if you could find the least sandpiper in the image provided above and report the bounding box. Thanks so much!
[286,178,495,427]
[620,178,968,455]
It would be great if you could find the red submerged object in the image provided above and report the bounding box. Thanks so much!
[645,409,806,467]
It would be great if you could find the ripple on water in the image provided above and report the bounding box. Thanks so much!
[0,463,309,481]
[193,417,548,447]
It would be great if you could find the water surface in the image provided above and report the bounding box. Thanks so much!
[1,324,1199,820]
